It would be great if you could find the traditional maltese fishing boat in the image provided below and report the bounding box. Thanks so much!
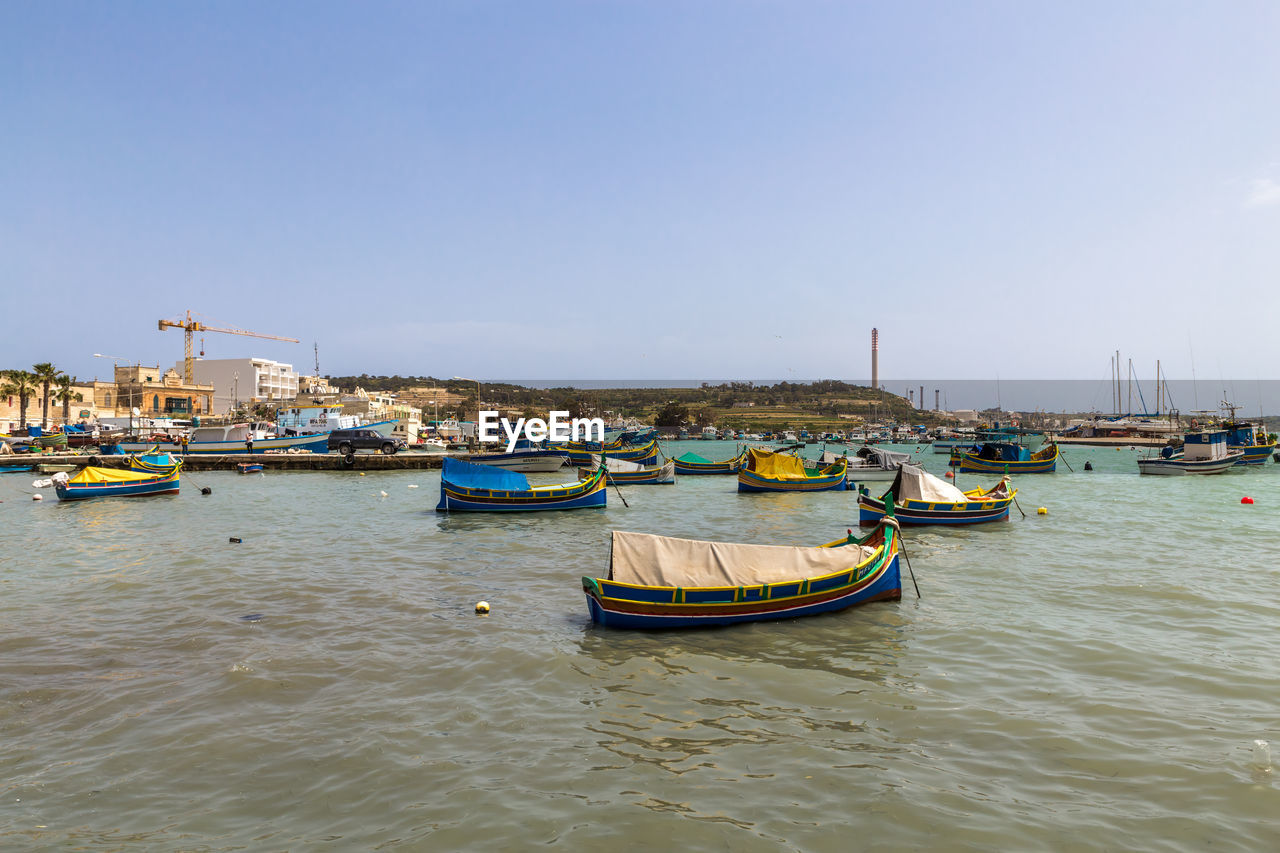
[578,455,675,485]
[581,518,901,629]
[563,438,660,466]
[737,447,847,493]
[858,464,1014,525]
[671,448,748,475]
[54,465,181,501]
[128,449,181,475]
[436,457,606,512]
[951,441,1058,474]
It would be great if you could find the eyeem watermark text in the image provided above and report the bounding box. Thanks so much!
[478,411,605,452]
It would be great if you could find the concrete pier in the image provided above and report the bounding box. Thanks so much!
[14,451,453,472]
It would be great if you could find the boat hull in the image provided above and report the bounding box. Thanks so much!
[953,450,1058,474]
[462,450,569,472]
[1137,453,1244,475]
[117,433,330,455]
[857,493,1011,525]
[737,468,848,492]
[672,459,742,475]
[55,474,180,501]
[1229,442,1275,465]
[436,467,607,512]
[582,533,900,630]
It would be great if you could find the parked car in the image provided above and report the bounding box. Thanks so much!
[327,429,406,455]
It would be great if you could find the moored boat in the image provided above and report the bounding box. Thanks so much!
[671,448,747,475]
[858,464,1015,526]
[1137,430,1244,475]
[563,438,660,467]
[117,424,328,455]
[436,457,606,512]
[462,439,569,472]
[579,455,675,485]
[581,518,901,629]
[237,463,264,474]
[951,442,1058,474]
[1219,417,1276,466]
[833,446,914,482]
[737,447,847,493]
[54,466,180,501]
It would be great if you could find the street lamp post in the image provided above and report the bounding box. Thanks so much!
[94,353,138,433]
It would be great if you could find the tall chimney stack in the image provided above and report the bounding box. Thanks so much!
[935,389,940,411]
[920,386,924,410]
[871,328,879,391]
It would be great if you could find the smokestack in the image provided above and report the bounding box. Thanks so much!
[935,389,940,411]
[871,328,879,391]
[919,386,924,410]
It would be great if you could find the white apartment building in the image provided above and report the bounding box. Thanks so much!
[178,357,300,414]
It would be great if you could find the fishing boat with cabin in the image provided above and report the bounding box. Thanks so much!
[580,518,901,629]
[1137,430,1245,475]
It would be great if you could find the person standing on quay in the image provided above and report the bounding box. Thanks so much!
[245,436,254,455]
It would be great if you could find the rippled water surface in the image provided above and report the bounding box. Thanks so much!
[2,442,1278,850]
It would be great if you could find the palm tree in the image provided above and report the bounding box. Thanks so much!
[53,374,83,426]
[1,370,39,430]
[31,362,60,429]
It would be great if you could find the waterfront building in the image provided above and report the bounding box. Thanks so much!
[180,357,300,414]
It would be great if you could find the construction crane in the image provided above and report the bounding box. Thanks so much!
[158,310,300,384]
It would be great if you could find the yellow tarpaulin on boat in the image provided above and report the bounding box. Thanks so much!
[69,466,171,484]
[745,447,811,480]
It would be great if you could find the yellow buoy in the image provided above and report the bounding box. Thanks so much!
[359,472,366,476]
[475,601,490,614]
[1037,507,1047,515]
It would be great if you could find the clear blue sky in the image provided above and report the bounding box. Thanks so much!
[5,1,1280,384]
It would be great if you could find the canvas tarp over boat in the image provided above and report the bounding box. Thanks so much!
[441,457,530,491]
[674,451,712,464]
[883,464,969,502]
[744,447,810,480]
[591,454,661,473]
[609,530,876,587]
[67,466,169,485]
[856,446,912,468]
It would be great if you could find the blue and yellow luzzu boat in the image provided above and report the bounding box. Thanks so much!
[581,518,901,629]
[436,456,606,512]
[950,441,1058,474]
[128,450,182,475]
[737,447,847,493]
[55,465,180,501]
[563,438,660,466]
[1221,420,1276,465]
[858,464,1014,525]
[671,448,747,475]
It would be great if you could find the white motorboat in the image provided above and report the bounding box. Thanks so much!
[1137,430,1244,475]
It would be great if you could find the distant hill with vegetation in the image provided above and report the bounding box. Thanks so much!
[324,376,949,431]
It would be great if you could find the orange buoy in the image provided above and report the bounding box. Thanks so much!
[1241,496,1255,505]
[945,471,955,478]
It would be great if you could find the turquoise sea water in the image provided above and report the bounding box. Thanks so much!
[2,441,1278,850]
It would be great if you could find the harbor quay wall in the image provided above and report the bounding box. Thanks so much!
[28,452,451,472]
